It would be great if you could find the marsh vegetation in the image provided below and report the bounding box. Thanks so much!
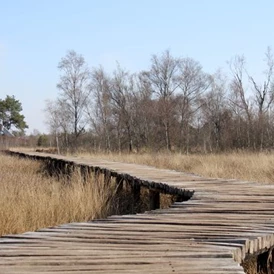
[0,154,114,236]
[0,152,178,236]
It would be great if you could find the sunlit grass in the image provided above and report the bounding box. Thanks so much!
[78,151,274,184]
[0,153,113,236]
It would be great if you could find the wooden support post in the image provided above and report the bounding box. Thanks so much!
[80,165,90,184]
[104,169,111,184]
[256,246,274,274]
[176,194,184,202]
[94,167,100,183]
[149,190,160,210]
[56,160,64,178]
[53,160,58,177]
[124,178,141,213]
[133,184,141,207]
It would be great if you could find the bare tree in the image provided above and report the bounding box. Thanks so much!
[249,47,274,114]
[249,47,274,115]
[131,72,154,150]
[110,64,134,153]
[44,99,72,153]
[88,66,112,152]
[57,50,91,150]
[248,47,274,149]
[145,50,180,151]
[44,47,274,153]
[176,58,210,153]
[201,71,230,151]
[229,55,254,148]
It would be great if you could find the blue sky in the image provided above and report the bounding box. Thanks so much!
[1,0,274,133]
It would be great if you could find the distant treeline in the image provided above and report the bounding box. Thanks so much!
[44,48,274,153]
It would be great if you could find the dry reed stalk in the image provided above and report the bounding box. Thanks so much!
[0,154,114,236]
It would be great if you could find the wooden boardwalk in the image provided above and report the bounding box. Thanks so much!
[1,151,274,273]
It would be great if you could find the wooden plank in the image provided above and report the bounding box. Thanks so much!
[3,149,274,273]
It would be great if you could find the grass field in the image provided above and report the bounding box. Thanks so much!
[0,153,113,236]
[81,151,274,184]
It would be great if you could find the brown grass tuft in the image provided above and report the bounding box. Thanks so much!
[0,153,114,236]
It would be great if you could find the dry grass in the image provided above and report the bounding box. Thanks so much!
[0,153,114,236]
[78,151,274,184]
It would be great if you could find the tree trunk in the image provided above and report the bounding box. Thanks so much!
[56,134,60,155]
[127,124,133,153]
[165,121,171,151]
[117,127,121,154]
[186,123,190,155]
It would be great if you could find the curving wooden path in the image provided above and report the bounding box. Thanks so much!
[1,150,274,273]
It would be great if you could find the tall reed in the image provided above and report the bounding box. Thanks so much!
[0,154,114,236]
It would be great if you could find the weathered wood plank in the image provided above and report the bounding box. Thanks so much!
[2,149,274,273]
